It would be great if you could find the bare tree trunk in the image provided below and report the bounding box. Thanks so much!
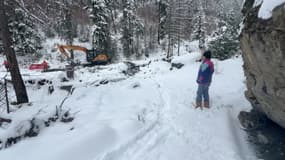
[110,9,117,34]
[166,4,173,59]
[157,1,161,45]
[0,0,29,104]
[177,0,181,56]
[167,34,173,59]
[64,0,74,60]
[198,0,206,48]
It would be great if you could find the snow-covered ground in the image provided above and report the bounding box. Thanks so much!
[254,0,285,19]
[0,45,256,159]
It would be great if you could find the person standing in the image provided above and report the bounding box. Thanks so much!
[195,50,214,109]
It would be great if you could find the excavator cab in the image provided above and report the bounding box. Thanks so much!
[86,49,109,65]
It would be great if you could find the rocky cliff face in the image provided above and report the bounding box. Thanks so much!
[240,0,285,128]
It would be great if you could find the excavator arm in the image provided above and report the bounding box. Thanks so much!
[57,44,88,59]
[57,44,109,65]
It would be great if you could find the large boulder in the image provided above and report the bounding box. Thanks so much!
[240,1,285,128]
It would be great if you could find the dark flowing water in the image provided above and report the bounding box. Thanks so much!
[246,119,285,160]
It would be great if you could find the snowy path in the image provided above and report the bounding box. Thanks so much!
[98,73,254,160]
[98,80,172,160]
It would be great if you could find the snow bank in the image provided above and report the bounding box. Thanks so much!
[254,0,285,19]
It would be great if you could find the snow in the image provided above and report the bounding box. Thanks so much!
[0,42,256,160]
[254,0,285,19]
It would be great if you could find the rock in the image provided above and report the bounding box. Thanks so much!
[25,118,45,137]
[99,80,109,85]
[240,1,285,128]
[37,79,46,86]
[140,61,151,67]
[0,117,11,127]
[257,132,269,145]
[61,111,74,123]
[26,80,35,84]
[131,82,140,88]
[162,58,172,63]
[122,62,140,76]
[48,84,54,94]
[61,77,69,82]
[238,110,267,130]
[60,85,73,93]
[171,63,184,69]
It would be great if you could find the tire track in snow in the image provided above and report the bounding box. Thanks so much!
[98,120,163,160]
[98,78,220,160]
[98,81,172,160]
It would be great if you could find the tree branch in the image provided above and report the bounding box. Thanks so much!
[10,0,45,24]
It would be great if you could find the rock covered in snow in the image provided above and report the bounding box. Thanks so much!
[240,0,285,128]
[238,110,267,130]
[254,0,285,19]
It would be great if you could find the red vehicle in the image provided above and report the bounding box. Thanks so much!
[3,60,9,71]
[29,61,49,70]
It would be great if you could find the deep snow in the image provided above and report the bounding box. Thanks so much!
[0,43,256,160]
[254,0,285,19]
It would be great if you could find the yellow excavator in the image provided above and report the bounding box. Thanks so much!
[57,44,109,65]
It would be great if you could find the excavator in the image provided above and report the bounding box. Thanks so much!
[57,44,109,65]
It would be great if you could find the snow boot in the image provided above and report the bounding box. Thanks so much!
[204,101,210,108]
[195,101,202,109]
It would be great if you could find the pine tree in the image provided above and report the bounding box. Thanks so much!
[163,0,188,58]
[184,0,195,40]
[54,0,75,59]
[105,0,119,34]
[60,0,75,45]
[209,9,241,60]
[174,0,189,55]
[158,0,169,44]
[89,0,111,55]
[191,0,206,49]
[165,0,175,58]
[0,39,3,54]
[9,8,42,57]
[120,0,144,58]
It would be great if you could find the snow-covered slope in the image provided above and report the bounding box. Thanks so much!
[254,0,285,19]
[0,51,256,159]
